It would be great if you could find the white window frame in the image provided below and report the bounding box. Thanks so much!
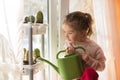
[48,0,69,80]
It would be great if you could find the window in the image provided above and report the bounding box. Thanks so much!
[0,0,69,80]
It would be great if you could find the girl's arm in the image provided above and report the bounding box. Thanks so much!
[81,48,106,71]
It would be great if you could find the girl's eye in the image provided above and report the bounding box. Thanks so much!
[68,32,73,34]
[63,31,73,35]
[64,32,72,34]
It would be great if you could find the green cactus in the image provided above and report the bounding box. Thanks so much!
[24,16,30,23]
[36,11,43,23]
[33,48,40,58]
[29,15,35,23]
[23,48,29,65]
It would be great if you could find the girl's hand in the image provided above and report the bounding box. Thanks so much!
[65,43,75,55]
[81,52,89,61]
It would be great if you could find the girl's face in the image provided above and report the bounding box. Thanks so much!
[62,24,81,42]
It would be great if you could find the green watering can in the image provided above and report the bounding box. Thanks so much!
[37,46,85,80]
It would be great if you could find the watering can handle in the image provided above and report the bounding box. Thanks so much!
[56,46,86,59]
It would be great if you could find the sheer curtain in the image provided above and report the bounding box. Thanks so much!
[93,0,120,80]
[0,0,24,62]
[69,0,120,80]
[0,0,24,80]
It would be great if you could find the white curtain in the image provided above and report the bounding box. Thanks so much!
[0,0,24,80]
[0,0,24,61]
[93,0,120,80]
[70,0,120,80]
[93,0,113,80]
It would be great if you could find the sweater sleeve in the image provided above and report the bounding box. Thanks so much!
[83,47,106,71]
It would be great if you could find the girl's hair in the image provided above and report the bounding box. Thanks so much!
[63,11,93,37]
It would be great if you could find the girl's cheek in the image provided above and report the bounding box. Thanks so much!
[71,36,76,41]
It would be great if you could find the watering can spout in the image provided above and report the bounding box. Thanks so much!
[37,57,59,74]
[37,46,86,80]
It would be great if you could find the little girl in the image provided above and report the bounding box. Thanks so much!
[62,11,106,80]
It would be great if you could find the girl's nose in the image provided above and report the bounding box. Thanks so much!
[65,33,68,38]
[65,34,69,40]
